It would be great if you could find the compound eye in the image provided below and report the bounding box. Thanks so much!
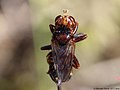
[69,16,75,23]
[55,15,62,22]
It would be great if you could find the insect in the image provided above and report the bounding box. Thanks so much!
[41,10,87,89]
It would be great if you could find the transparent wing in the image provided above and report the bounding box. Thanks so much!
[52,40,75,82]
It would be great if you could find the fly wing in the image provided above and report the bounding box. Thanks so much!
[52,39,75,82]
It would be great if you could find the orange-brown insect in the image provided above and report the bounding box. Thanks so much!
[41,11,87,88]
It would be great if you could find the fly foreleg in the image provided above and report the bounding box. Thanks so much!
[73,33,87,43]
[49,24,55,33]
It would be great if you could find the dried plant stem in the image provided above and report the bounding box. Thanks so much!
[57,79,62,90]
[57,85,62,90]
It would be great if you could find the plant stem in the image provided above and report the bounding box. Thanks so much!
[57,85,62,90]
[57,79,62,90]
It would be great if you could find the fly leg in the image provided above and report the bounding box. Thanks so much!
[73,33,87,43]
[49,24,55,33]
[47,51,58,83]
[46,52,54,74]
[41,45,51,50]
[46,52,53,65]
[47,52,62,89]
[72,55,80,69]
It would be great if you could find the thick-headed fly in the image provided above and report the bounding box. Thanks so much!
[41,12,87,88]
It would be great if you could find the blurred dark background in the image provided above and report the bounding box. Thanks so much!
[0,0,120,90]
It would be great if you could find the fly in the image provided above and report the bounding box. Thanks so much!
[41,10,87,90]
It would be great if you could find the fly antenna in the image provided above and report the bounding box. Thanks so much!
[63,9,69,15]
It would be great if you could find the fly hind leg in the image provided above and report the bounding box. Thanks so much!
[47,51,58,83]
